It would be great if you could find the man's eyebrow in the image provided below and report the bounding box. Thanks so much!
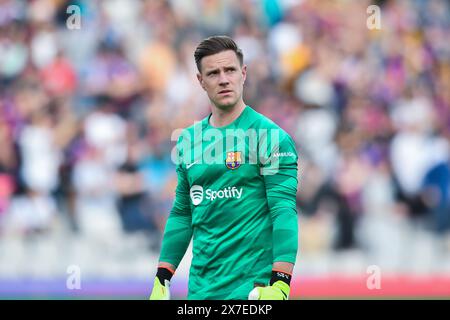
[205,65,237,75]
[205,68,219,75]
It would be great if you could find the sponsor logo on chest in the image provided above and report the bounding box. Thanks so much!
[189,185,243,205]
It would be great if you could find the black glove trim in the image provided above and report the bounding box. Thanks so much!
[270,270,292,286]
[156,267,174,283]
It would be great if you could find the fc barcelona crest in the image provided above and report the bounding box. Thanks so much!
[225,151,242,170]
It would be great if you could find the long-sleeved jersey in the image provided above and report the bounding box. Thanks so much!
[159,105,299,299]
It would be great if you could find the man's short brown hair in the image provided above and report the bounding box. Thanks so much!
[194,35,244,72]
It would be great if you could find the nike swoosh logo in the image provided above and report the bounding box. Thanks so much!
[186,161,199,169]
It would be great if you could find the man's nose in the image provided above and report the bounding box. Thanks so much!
[218,71,229,85]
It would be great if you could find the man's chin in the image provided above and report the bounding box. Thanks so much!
[214,98,238,110]
[216,104,234,110]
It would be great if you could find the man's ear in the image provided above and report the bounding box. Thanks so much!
[197,73,205,90]
[242,65,247,84]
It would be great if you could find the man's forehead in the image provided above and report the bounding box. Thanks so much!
[201,50,240,70]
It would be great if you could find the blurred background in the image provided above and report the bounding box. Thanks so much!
[0,0,449,299]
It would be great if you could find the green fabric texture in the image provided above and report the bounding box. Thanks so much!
[159,106,299,299]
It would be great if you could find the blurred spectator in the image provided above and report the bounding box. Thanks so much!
[72,144,121,238]
[40,51,77,97]
[0,20,28,81]
[113,122,162,250]
[0,116,16,232]
[83,96,127,168]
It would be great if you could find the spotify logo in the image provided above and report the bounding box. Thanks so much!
[190,185,204,206]
[189,185,243,206]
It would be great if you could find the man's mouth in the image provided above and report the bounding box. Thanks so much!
[218,90,232,95]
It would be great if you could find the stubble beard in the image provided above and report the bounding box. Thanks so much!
[213,92,241,112]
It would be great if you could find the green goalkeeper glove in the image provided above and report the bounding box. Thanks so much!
[248,270,292,300]
[149,267,174,300]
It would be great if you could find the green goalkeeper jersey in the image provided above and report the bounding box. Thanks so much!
[159,105,299,300]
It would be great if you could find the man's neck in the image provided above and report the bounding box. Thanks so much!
[209,101,246,128]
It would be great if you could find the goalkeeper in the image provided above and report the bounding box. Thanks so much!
[149,36,299,300]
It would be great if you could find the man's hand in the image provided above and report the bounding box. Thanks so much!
[149,266,175,300]
[249,268,293,300]
[248,280,290,300]
[149,277,171,300]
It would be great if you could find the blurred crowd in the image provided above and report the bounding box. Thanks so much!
[0,0,449,271]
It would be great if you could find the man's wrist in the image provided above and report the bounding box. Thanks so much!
[270,270,292,286]
[156,267,174,284]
